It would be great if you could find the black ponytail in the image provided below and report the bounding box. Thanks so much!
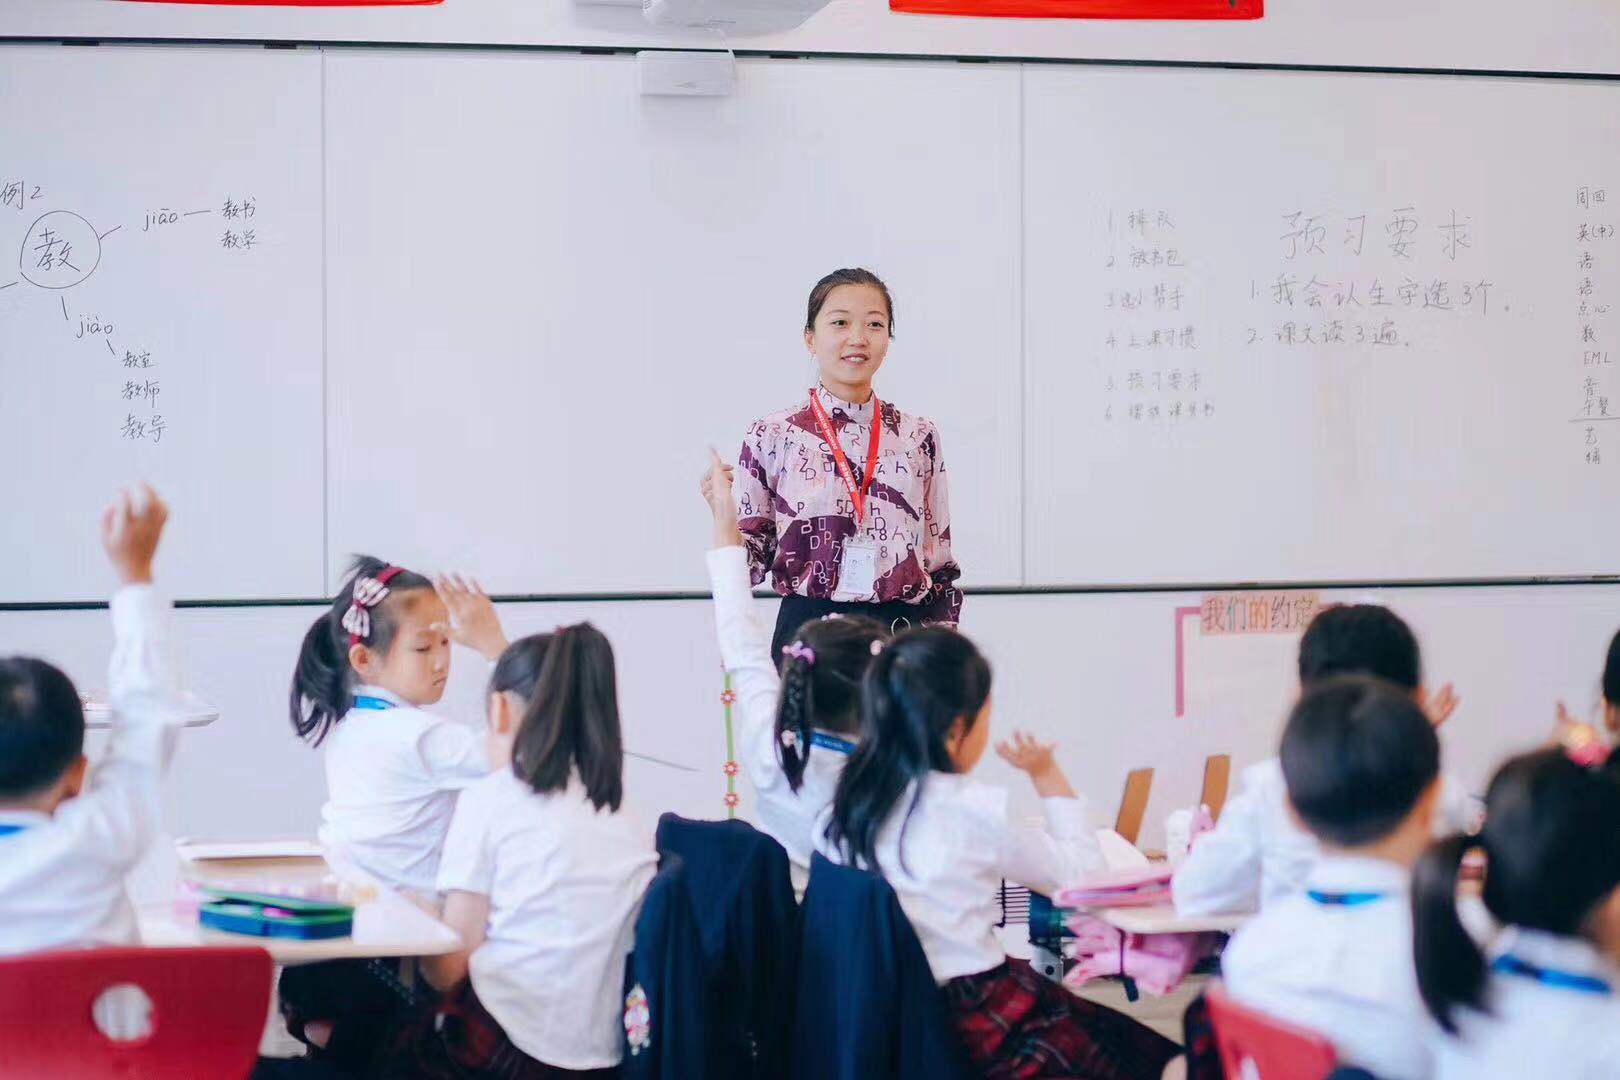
[1412,833,1485,1033]
[1412,749,1620,1031]
[288,555,432,746]
[775,614,888,792]
[824,627,991,874]
[500,623,624,812]
[1603,626,1620,707]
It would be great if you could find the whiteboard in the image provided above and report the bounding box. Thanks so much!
[1025,66,1620,586]
[325,51,1023,593]
[0,46,325,602]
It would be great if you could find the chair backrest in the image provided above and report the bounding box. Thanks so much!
[1114,767,1154,845]
[0,945,272,1080]
[1201,754,1233,822]
[1205,984,1338,1080]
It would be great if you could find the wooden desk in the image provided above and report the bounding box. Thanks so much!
[137,852,461,964]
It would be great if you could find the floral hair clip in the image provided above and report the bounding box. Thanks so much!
[782,642,816,666]
[870,640,885,657]
[1560,721,1612,768]
[343,566,405,646]
[780,728,799,750]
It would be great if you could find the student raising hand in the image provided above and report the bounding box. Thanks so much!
[1416,682,1459,728]
[996,730,1077,799]
[100,484,167,585]
[701,448,743,549]
[434,574,509,662]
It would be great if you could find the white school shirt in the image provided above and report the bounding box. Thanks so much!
[1432,927,1620,1080]
[1221,854,1436,1080]
[317,685,488,898]
[437,770,656,1070]
[708,545,849,896]
[0,586,185,955]
[1173,757,1479,915]
[813,772,1105,984]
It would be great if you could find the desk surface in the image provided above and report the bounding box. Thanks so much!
[137,852,461,963]
[1083,903,1250,936]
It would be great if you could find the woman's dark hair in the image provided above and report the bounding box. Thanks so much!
[805,268,895,336]
[289,555,433,746]
[1412,749,1620,1032]
[494,623,624,812]
[1280,674,1439,847]
[823,627,991,874]
[0,657,85,799]
[1297,604,1422,691]
[1604,627,1620,706]
[776,614,889,792]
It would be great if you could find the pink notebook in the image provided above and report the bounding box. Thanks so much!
[1055,865,1174,908]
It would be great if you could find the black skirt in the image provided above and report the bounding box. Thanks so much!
[771,594,930,665]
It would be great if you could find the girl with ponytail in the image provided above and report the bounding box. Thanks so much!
[280,559,510,1070]
[395,624,656,1079]
[702,450,889,894]
[1412,744,1620,1077]
[816,628,1176,1079]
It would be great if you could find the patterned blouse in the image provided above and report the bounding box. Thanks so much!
[735,385,962,624]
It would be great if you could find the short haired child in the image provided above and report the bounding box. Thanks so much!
[0,487,184,955]
[1174,603,1475,914]
[1220,674,1443,1078]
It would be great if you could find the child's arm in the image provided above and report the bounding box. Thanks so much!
[436,575,509,663]
[1170,782,1265,915]
[995,732,1106,894]
[61,488,185,869]
[421,889,489,992]
[702,451,782,771]
[428,786,495,990]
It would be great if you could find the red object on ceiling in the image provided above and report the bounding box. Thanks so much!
[890,0,1259,18]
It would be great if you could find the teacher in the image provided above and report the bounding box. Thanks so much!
[733,267,963,661]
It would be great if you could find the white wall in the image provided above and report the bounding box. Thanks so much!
[1,0,1618,75]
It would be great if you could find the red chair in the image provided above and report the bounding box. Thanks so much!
[1205,983,1339,1080]
[0,946,273,1080]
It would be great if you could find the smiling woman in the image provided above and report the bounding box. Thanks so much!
[731,268,964,662]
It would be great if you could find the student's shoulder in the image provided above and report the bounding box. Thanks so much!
[923,773,1010,835]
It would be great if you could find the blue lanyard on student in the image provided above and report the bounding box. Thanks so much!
[351,695,397,712]
[0,824,26,839]
[1492,954,1613,996]
[1306,890,1388,907]
[810,731,857,755]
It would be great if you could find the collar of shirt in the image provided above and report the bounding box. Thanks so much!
[1492,925,1620,988]
[815,384,877,426]
[351,684,408,709]
[1305,853,1410,901]
[0,808,52,835]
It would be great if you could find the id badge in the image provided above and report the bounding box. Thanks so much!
[834,538,879,600]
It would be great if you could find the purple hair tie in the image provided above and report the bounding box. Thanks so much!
[781,642,816,666]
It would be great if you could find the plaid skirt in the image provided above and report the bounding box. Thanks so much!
[371,979,619,1080]
[943,960,1179,1080]
[278,958,424,1074]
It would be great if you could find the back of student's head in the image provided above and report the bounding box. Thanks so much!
[1280,674,1439,848]
[1413,748,1620,1032]
[823,627,991,874]
[288,555,433,746]
[776,614,889,791]
[493,623,624,812]
[1604,627,1620,707]
[1297,604,1421,691]
[0,658,84,800]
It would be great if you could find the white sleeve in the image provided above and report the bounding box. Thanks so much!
[706,546,782,776]
[57,585,185,871]
[416,719,489,791]
[1172,782,1266,915]
[1000,796,1106,897]
[436,784,494,896]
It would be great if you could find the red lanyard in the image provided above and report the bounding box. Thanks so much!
[807,389,882,525]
